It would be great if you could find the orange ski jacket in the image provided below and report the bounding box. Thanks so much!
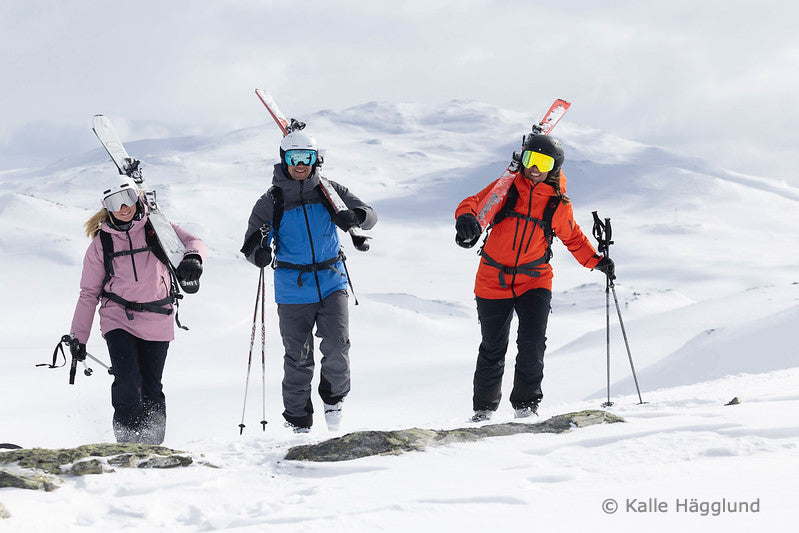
[456,171,601,299]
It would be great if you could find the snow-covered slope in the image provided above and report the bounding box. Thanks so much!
[1,100,797,531]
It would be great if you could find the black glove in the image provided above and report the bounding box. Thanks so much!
[69,339,86,362]
[455,213,482,248]
[253,246,272,268]
[176,255,203,282]
[333,209,364,232]
[594,256,616,280]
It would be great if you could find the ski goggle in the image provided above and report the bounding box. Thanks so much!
[521,150,555,172]
[284,149,317,167]
[102,187,139,212]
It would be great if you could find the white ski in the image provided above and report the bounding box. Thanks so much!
[92,115,186,268]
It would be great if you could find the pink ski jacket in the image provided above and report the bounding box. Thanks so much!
[70,212,206,344]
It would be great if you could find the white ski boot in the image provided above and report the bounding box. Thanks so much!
[324,402,343,431]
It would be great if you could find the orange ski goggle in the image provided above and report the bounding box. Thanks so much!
[521,150,555,172]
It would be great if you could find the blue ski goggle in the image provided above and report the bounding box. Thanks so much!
[284,149,317,167]
[102,187,139,212]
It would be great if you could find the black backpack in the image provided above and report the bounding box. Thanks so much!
[98,219,186,329]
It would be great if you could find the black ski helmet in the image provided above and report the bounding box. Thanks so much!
[521,134,564,176]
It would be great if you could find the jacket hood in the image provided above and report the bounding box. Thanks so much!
[271,163,321,195]
[102,205,150,235]
[514,173,556,196]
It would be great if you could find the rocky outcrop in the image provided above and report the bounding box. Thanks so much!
[0,443,193,491]
[285,410,624,462]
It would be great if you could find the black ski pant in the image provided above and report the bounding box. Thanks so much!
[105,329,169,445]
[473,288,551,412]
[277,290,350,429]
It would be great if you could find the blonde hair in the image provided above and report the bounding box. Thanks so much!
[84,209,109,238]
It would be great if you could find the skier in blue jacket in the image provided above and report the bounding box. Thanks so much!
[242,130,377,432]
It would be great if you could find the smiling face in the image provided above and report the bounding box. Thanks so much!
[521,164,548,184]
[287,162,312,180]
[111,203,137,222]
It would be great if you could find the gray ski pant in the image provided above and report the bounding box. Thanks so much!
[277,290,351,428]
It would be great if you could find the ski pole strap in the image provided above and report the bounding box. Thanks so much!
[275,252,347,287]
[240,223,273,257]
[37,335,71,370]
[479,251,549,289]
[172,288,188,331]
[339,253,359,305]
[591,211,613,255]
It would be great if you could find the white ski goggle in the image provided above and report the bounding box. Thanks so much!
[102,187,139,212]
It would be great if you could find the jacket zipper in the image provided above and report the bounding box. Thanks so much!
[125,230,139,282]
[299,182,324,302]
[509,183,536,296]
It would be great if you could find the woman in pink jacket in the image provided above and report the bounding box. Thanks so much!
[70,176,206,444]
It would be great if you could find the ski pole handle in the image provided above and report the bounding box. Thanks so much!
[69,356,78,385]
[591,211,614,255]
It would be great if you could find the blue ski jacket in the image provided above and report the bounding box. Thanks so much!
[243,164,377,304]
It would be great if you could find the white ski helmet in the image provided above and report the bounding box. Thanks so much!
[101,175,141,212]
[280,130,318,152]
[279,130,320,169]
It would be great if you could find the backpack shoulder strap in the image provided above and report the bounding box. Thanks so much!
[268,185,284,232]
[490,183,519,227]
[541,195,561,241]
[99,230,115,278]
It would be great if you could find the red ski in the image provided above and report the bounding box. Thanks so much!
[474,99,571,230]
[255,88,370,251]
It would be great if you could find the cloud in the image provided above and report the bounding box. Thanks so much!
[2,0,798,181]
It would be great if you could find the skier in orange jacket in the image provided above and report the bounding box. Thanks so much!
[455,134,614,421]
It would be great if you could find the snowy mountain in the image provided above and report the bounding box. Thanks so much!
[1,100,797,531]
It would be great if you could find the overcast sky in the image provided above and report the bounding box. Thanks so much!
[2,0,797,182]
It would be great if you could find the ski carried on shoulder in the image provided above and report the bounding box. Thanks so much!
[92,115,197,293]
[255,88,371,251]
[474,99,571,230]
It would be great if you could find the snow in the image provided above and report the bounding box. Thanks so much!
[1,99,798,531]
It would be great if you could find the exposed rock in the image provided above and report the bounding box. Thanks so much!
[0,443,194,490]
[285,410,624,462]
[0,469,62,492]
[137,454,193,469]
[725,397,740,406]
[0,501,10,519]
[69,458,106,476]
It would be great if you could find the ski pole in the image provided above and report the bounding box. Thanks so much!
[37,335,113,384]
[591,212,644,406]
[608,279,643,404]
[239,268,264,434]
[260,263,268,431]
[603,274,612,407]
